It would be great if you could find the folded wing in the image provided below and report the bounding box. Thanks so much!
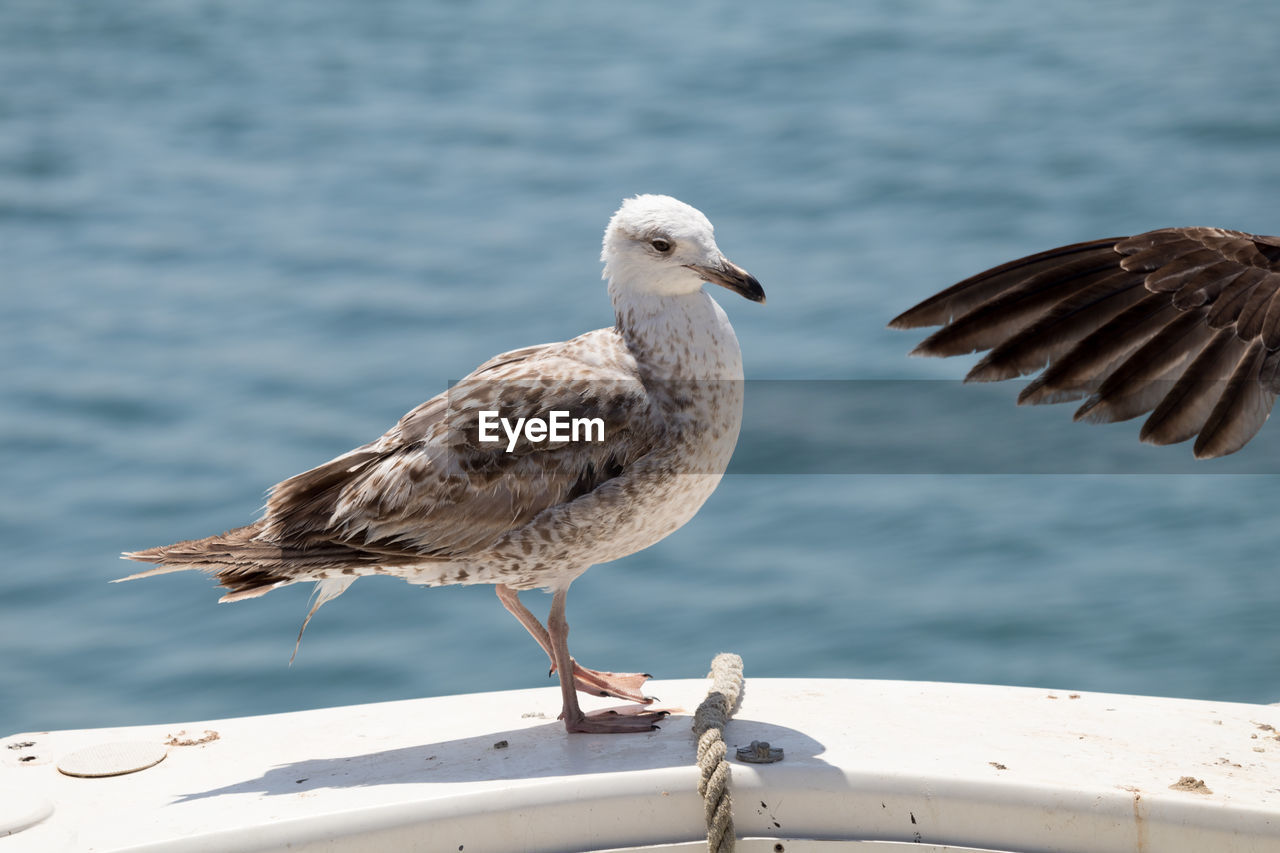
[262,330,662,555]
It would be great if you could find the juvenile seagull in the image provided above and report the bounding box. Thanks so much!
[122,194,764,734]
[891,228,1280,458]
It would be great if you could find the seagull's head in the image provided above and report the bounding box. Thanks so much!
[601,194,765,305]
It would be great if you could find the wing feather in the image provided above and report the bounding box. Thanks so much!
[1206,267,1269,329]
[888,238,1123,330]
[893,227,1280,457]
[1194,340,1275,458]
[261,328,662,556]
[1141,327,1249,446]
[966,271,1147,382]
[1018,291,1178,405]
[908,253,1123,357]
[1073,308,1213,424]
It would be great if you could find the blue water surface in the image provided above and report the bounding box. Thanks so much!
[4,1,1280,735]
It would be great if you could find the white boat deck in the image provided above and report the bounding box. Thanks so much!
[3,678,1279,852]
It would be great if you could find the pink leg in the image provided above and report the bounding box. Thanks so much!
[546,587,668,734]
[495,584,654,705]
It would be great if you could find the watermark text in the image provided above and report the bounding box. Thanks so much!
[478,410,605,452]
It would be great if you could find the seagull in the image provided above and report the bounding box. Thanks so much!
[120,194,765,734]
[891,227,1280,458]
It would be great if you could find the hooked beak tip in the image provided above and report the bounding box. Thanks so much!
[687,259,766,304]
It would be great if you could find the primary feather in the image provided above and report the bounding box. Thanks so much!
[892,227,1280,458]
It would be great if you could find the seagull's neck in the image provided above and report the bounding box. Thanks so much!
[609,285,744,381]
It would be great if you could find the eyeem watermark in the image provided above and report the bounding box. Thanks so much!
[478,410,605,452]
[448,379,1280,473]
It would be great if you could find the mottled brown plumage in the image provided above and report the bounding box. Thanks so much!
[124,337,663,598]
[891,227,1280,458]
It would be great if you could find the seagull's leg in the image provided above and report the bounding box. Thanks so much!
[546,585,669,734]
[495,584,653,704]
[495,583,555,656]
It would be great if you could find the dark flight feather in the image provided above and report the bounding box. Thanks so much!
[894,227,1280,457]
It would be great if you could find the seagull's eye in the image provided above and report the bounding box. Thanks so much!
[650,238,673,254]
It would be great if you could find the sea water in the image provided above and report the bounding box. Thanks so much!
[3,0,1279,734]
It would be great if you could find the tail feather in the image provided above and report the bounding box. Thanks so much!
[119,521,387,599]
[120,522,393,660]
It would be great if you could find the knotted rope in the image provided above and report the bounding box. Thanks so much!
[691,653,744,853]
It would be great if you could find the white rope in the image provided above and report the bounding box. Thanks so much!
[691,653,744,853]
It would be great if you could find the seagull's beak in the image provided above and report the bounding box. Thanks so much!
[686,258,766,304]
